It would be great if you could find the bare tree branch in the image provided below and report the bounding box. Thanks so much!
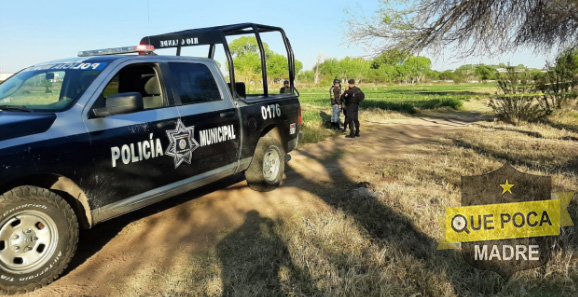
[349,0,578,57]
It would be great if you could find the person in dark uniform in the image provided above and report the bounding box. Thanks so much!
[343,79,364,138]
[329,79,342,130]
[341,88,349,134]
[280,80,291,93]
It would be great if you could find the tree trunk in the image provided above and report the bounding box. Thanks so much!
[314,53,323,85]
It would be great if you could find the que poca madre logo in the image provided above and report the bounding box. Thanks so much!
[438,164,574,279]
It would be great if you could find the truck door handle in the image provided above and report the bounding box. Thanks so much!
[220,111,236,118]
[157,120,176,129]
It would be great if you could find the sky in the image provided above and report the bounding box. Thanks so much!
[0,0,553,74]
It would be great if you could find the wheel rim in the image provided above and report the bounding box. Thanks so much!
[262,147,281,183]
[0,210,59,274]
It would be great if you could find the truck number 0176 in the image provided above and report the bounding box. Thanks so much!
[261,103,281,120]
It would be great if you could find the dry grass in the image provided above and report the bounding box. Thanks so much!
[300,104,409,144]
[293,109,576,296]
[92,101,578,297]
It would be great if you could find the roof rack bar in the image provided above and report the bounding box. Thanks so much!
[220,33,237,98]
[252,24,269,97]
[139,23,295,97]
[208,44,216,59]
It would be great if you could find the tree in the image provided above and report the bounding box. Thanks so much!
[371,49,411,68]
[394,64,409,84]
[267,53,289,84]
[454,65,478,82]
[349,0,578,57]
[228,36,303,87]
[536,49,578,108]
[427,69,440,81]
[318,58,342,80]
[340,57,371,83]
[317,56,373,83]
[229,37,265,87]
[295,60,304,75]
[553,49,578,82]
[474,65,498,81]
[298,70,315,83]
[314,53,323,85]
[232,52,262,88]
[438,70,454,80]
[403,56,432,84]
[373,64,398,83]
[229,36,270,56]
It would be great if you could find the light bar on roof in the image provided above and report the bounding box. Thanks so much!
[77,45,155,57]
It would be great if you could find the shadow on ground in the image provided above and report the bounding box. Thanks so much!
[284,148,504,296]
[544,120,578,134]
[61,174,245,278]
[217,210,319,297]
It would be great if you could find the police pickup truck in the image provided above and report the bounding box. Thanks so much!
[0,23,302,294]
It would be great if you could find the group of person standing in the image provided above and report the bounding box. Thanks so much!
[330,79,365,138]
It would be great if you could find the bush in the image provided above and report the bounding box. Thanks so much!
[361,97,462,114]
[536,72,578,109]
[488,95,552,125]
[534,49,578,108]
[490,67,552,124]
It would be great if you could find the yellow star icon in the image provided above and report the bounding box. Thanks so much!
[500,179,514,194]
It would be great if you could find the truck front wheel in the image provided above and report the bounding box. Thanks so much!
[246,134,286,192]
[0,186,79,295]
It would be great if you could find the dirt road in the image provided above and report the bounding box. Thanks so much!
[17,116,477,297]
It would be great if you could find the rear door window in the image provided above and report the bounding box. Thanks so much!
[168,63,222,105]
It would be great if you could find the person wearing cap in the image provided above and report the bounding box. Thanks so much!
[343,79,365,138]
[280,80,291,93]
[341,91,349,134]
[329,79,342,130]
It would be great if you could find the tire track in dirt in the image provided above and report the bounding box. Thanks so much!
[15,116,476,297]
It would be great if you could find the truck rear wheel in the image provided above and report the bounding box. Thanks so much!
[0,186,79,295]
[246,134,286,192]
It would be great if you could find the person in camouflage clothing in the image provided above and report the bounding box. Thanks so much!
[329,79,342,130]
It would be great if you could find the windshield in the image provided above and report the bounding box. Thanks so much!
[0,62,108,111]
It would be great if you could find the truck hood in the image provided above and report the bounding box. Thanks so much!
[0,112,57,141]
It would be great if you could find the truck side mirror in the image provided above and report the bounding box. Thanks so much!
[92,92,144,117]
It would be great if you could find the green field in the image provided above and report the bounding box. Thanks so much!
[299,83,494,112]
[298,83,496,143]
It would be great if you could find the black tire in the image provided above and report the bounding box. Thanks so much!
[245,134,286,192]
[0,186,79,295]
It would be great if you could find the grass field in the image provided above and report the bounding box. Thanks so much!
[291,84,578,295]
[33,82,577,297]
[299,83,495,144]
[106,84,578,297]
[221,86,578,296]
[299,84,495,111]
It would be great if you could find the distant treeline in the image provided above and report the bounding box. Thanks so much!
[298,49,544,85]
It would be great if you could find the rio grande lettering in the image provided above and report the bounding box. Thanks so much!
[111,133,164,167]
[159,37,199,48]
